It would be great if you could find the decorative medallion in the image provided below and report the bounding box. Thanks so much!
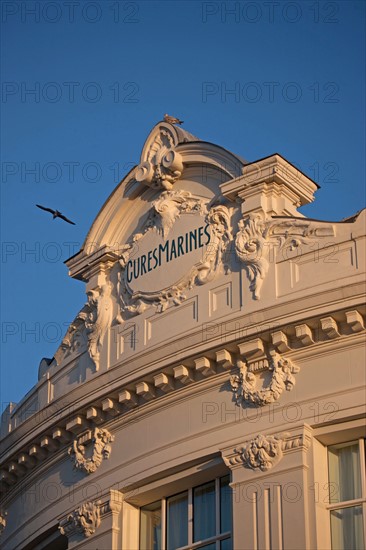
[59,500,101,538]
[230,349,300,407]
[117,191,232,317]
[68,428,114,474]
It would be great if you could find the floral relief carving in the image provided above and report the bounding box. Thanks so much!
[117,191,232,317]
[230,350,300,407]
[224,429,312,471]
[68,428,114,475]
[239,434,283,471]
[59,501,101,538]
[135,126,183,190]
[235,213,335,299]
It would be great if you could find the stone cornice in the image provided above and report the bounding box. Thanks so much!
[1,300,364,448]
[3,278,363,460]
[220,154,318,207]
[0,307,364,499]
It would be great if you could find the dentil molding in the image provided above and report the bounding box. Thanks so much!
[1,309,363,496]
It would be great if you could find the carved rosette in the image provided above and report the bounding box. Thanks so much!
[68,428,115,474]
[59,501,101,539]
[135,126,184,190]
[230,350,300,407]
[117,191,232,317]
[235,213,335,299]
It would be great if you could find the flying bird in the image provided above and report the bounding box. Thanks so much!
[164,114,184,125]
[36,204,76,225]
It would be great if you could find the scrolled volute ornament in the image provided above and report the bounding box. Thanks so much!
[235,213,335,300]
[135,127,184,190]
[235,213,269,300]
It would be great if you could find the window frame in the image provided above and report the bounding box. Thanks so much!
[326,438,366,549]
[139,475,232,550]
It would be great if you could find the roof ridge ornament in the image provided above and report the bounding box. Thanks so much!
[135,123,189,190]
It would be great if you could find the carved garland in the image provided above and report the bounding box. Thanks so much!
[230,350,300,407]
[235,213,335,299]
[117,191,232,317]
[59,501,101,538]
[68,428,114,475]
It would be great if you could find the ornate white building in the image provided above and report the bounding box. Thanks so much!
[1,122,365,550]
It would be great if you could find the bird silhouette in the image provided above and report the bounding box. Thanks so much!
[36,204,76,225]
[164,114,184,125]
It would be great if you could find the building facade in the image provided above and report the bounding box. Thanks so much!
[1,121,365,550]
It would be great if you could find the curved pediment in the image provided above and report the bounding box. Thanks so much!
[68,122,245,279]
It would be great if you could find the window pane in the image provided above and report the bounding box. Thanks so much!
[328,442,361,503]
[193,480,216,541]
[167,491,188,550]
[220,475,232,533]
[140,501,161,550]
[198,544,216,550]
[330,506,364,550]
[221,538,232,550]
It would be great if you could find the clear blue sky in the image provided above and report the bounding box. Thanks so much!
[1,0,365,408]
